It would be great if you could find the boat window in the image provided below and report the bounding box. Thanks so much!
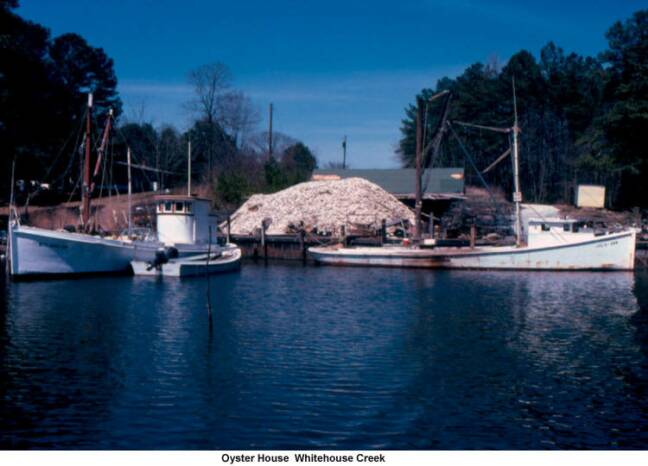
[185,202,192,213]
[175,202,184,212]
[541,223,550,231]
[158,202,164,213]
[164,202,172,212]
[563,223,571,232]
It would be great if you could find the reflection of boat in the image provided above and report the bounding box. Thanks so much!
[131,245,241,277]
[310,86,637,271]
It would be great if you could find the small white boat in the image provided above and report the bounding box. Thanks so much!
[131,245,241,277]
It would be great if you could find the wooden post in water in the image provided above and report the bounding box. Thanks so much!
[261,220,268,261]
[299,229,306,262]
[205,226,213,321]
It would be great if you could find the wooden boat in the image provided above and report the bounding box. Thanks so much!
[7,96,220,278]
[310,221,637,270]
[309,86,637,271]
[130,245,241,277]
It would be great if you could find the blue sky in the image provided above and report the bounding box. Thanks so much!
[18,0,645,168]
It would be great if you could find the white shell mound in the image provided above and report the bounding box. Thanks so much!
[225,177,415,235]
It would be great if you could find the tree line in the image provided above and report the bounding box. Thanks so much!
[0,1,317,209]
[398,10,647,209]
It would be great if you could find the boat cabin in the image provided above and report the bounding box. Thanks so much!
[155,195,218,245]
[526,218,592,247]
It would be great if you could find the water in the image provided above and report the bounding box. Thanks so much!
[1,264,648,449]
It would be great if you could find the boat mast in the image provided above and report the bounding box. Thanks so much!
[187,140,192,196]
[414,97,424,245]
[81,93,93,229]
[90,108,113,193]
[414,90,451,245]
[511,78,522,246]
[6,157,16,274]
[127,147,132,237]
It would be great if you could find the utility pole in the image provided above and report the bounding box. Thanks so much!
[342,136,347,169]
[268,103,273,160]
[414,97,424,245]
[81,93,93,229]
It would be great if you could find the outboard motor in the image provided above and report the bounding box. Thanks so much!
[147,246,179,271]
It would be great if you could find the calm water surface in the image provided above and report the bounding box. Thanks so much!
[1,263,648,449]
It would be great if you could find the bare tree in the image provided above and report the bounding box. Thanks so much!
[216,90,260,147]
[186,63,233,175]
[187,62,232,124]
[244,130,296,157]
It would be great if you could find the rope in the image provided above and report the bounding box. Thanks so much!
[447,121,502,216]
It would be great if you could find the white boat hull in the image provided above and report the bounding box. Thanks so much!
[131,247,242,277]
[8,225,159,277]
[310,230,636,270]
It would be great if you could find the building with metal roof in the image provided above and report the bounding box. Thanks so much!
[311,168,465,200]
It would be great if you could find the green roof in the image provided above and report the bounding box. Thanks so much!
[312,168,465,197]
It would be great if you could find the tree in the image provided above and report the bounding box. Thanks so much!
[49,33,122,121]
[280,142,317,184]
[187,62,231,124]
[600,10,648,207]
[186,63,232,175]
[0,2,123,201]
[215,90,260,147]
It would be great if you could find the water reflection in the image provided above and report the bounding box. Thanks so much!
[0,266,647,449]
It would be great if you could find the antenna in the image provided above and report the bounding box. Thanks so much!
[342,135,347,169]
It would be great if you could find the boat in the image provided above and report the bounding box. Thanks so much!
[6,95,231,278]
[6,94,164,277]
[309,85,637,271]
[8,225,161,276]
[130,245,241,277]
[310,219,636,270]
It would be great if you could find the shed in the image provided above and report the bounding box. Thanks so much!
[576,185,606,209]
[311,168,465,200]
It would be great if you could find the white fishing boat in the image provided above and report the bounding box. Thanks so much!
[6,95,231,278]
[8,225,161,276]
[309,86,637,271]
[6,94,163,277]
[310,220,637,270]
[130,245,241,277]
